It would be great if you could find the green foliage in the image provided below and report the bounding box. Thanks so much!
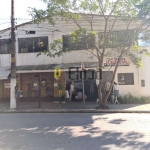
[29,0,143,24]
[132,45,139,51]
[38,41,44,47]
[136,0,150,19]
[29,0,81,24]
[118,93,150,104]
[127,52,143,67]
[70,28,87,43]
[138,48,150,57]
[139,30,150,43]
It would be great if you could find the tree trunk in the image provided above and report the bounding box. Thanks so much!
[10,78,17,109]
[98,79,103,107]
[104,54,123,104]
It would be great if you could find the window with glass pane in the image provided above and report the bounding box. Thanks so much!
[0,39,10,54]
[18,36,48,53]
[63,34,95,51]
[99,30,134,48]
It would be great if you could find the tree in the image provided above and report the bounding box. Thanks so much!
[29,0,150,109]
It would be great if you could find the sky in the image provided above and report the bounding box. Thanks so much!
[0,0,47,30]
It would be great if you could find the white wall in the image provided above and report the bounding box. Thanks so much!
[0,17,150,96]
[113,64,140,96]
[138,47,150,96]
[16,53,62,66]
[0,54,11,67]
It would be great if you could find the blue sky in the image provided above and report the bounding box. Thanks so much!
[0,0,46,30]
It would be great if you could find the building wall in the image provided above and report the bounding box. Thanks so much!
[20,72,54,98]
[0,18,150,97]
[139,47,150,96]
[0,55,11,67]
[113,64,140,96]
[0,18,141,66]
[2,79,10,98]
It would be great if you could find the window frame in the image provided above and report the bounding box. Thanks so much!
[18,36,48,53]
[98,30,134,48]
[63,34,95,51]
[0,39,11,54]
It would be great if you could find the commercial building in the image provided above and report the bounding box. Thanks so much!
[0,14,150,103]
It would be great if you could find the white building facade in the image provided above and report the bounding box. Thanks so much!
[0,15,150,101]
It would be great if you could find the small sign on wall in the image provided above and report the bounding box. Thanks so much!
[54,83,58,86]
[4,83,10,88]
[141,80,145,87]
[33,83,37,86]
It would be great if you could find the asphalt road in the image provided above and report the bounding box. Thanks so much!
[0,113,150,150]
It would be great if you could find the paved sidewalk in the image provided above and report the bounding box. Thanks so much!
[0,101,150,113]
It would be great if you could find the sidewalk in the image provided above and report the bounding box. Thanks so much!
[0,101,150,113]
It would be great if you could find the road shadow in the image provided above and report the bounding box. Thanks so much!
[108,119,126,124]
[0,113,149,150]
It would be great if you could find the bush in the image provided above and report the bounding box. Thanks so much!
[118,93,150,104]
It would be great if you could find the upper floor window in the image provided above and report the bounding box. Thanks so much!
[98,30,134,48]
[0,39,10,54]
[63,34,95,51]
[18,36,48,53]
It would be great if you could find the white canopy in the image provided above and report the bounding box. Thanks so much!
[0,67,10,80]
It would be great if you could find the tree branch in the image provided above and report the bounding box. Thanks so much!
[108,0,120,17]
[87,49,98,58]
[98,1,106,19]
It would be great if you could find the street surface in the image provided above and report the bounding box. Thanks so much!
[0,113,150,150]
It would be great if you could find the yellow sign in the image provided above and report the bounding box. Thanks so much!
[54,68,61,79]
[11,57,15,63]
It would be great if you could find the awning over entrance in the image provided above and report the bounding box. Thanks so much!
[0,67,10,80]
[16,62,99,71]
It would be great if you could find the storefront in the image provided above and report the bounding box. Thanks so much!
[0,63,114,102]
[65,70,114,101]
[16,72,54,101]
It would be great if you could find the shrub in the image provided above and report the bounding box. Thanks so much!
[118,93,150,104]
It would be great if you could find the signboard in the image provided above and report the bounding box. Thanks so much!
[104,58,129,66]
[4,83,10,88]
[118,73,134,85]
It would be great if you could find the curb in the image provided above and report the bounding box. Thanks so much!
[0,109,150,113]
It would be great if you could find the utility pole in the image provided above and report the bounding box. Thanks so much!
[10,0,16,109]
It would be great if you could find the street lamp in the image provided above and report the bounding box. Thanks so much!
[34,74,41,108]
